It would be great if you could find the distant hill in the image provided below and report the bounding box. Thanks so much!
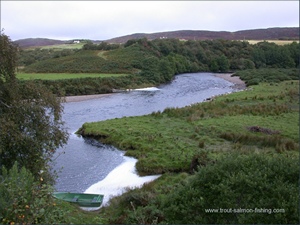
[14,27,299,47]
[13,38,68,48]
[106,27,299,44]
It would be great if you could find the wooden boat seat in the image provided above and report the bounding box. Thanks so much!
[92,197,98,202]
[72,196,79,202]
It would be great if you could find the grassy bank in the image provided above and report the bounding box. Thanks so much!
[77,80,299,223]
[78,81,299,175]
[17,73,128,80]
[80,81,299,175]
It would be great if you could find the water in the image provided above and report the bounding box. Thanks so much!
[85,157,161,206]
[53,72,237,198]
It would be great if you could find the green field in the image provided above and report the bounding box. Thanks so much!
[17,73,128,80]
[246,39,299,45]
[24,43,85,50]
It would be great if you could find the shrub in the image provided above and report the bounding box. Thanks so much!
[234,68,299,86]
[162,153,299,224]
[0,162,66,224]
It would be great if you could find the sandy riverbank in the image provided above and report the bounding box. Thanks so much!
[64,93,114,103]
[214,73,246,89]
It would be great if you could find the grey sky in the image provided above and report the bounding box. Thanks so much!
[1,1,299,41]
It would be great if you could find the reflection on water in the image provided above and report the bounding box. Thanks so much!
[53,73,237,193]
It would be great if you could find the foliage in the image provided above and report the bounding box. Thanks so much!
[234,68,299,86]
[252,41,297,68]
[22,50,132,74]
[19,38,299,92]
[0,162,104,224]
[30,74,152,96]
[17,48,78,67]
[0,162,67,224]
[0,33,68,184]
[0,31,18,83]
[162,152,299,224]
[82,41,120,51]
[101,172,190,224]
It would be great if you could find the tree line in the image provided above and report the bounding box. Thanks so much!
[20,38,299,72]
[16,38,299,96]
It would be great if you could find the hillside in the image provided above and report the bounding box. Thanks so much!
[13,38,67,48]
[14,27,299,47]
[106,27,299,43]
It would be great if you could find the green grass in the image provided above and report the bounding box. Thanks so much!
[78,80,299,175]
[25,43,85,50]
[17,73,128,80]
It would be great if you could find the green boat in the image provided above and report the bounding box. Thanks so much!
[52,192,104,207]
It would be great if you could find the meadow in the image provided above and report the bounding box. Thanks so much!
[17,73,127,80]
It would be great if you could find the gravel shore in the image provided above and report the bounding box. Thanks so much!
[64,93,113,103]
[214,73,246,89]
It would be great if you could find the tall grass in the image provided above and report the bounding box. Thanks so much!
[17,73,127,80]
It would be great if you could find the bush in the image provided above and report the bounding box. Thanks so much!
[234,68,298,86]
[0,162,66,224]
[162,153,299,224]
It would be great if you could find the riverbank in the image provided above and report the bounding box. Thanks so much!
[64,93,114,103]
[214,73,246,89]
[64,73,245,103]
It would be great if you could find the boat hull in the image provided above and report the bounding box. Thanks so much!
[52,192,104,207]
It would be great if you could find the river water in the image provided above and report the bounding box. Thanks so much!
[53,72,238,204]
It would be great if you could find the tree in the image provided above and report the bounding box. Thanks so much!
[158,57,174,82]
[210,59,219,72]
[0,32,68,184]
[217,55,230,72]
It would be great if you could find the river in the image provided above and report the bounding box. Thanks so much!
[52,72,239,205]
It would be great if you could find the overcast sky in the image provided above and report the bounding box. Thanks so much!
[1,1,299,41]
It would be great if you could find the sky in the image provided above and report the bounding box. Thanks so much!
[1,1,299,41]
